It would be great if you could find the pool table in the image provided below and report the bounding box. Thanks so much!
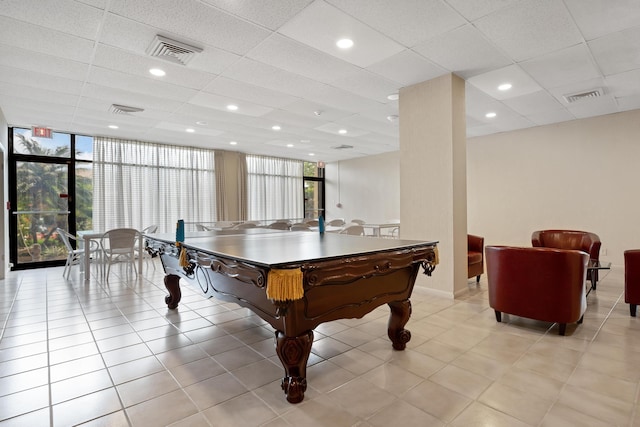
[145,229,438,403]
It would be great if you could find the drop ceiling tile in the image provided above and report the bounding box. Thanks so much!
[279,100,353,122]
[0,0,103,39]
[467,64,542,100]
[605,68,640,98]
[466,124,500,138]
[326,0,466,47]
[520,43,602,89]
[444,0,524,21]
[564,0,640,40]
[526,109,575,126]
[188,92,273,117]
[0,81,79,107]
[330,70,401,102]
[304,83,382,113]
[87,68,198,102]
[92,45,216,90]
[203,77,300,109]
[335,115,398,137]
[588,26,640,76]
[77,0,107,8]
[616,94,640,112]
[502,90,565,116]
[200,0,313,30]
[81,83,185,112]
[413,24,512,78]
[465,99,519,122]
[260,110,328,129]
[566,94,619,119]
[464,84,498,106]
[99,14,242,75]
[474,0,584,61]
[221,58,328,99]
[109,0,271,55]
[356,103,400,123]
[0,65,84,95]
[154,122,224,137]
[366,49,447,86]
[77,97,173,121]
[0,45,89,81]
[247,34,360,83]
[548,77,606,106]
[314,122,369,137]
[277,0,405,68]
[0,16,95,63]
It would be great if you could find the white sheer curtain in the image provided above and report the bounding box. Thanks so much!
[247,155,303,221]
[93,137,216,233]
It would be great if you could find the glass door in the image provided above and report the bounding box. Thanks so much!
[12,160,71,267]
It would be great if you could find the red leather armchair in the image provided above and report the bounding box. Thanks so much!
[486,246,588,335]
[532,229,601,286]
[625,250,640,317]
[468,234,484,283]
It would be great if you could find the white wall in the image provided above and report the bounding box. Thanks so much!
[324,151,400,224]
[326,109,640,269]
[468,109,640,266]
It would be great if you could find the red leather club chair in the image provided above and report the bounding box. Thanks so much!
[468,234,484,283]
[532,229,601,287]
[486,246,588,335]
[625,250,640,317]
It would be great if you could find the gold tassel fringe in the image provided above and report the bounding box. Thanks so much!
[178,244,189,268]
[266,269,304,301]
[433,246,439,265]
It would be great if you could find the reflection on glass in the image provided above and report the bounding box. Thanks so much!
[13,128,71,158]
[76,135,93,160]
[15,161,69,264]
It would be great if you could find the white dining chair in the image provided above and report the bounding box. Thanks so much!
[138,225,159,269]
[56,228,100,277]
[100,228,140,278]
[339,224,365,236]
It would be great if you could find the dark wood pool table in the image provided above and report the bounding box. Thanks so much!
[145,229,438,403]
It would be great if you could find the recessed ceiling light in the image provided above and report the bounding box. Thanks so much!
[309,153,316,156]
[149,68,166,77]
[196,121,207,126]
[387,115,398,122]
[387,93,399,101]
[286,144,294,148]
[186,128,195,133]
[108,125,118,129]
[336,38,354,49]
[338,129,347,134]
[498,83,512,91]
[229,141,237,145]
[485,112,497,118]
[226,104,238,111]
[272,125,281,131]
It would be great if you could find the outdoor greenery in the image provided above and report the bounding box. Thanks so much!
[15,132,93,263]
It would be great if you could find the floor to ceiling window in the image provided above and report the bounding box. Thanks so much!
[8,128,92,270]
[303,161,325,219]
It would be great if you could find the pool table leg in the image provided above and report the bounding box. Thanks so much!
[164,274,182,309]
[388,299,412,350]
[275,329,313,404]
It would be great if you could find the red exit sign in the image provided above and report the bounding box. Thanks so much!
[32,127,52,138]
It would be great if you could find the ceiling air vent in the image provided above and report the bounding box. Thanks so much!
[147,35,202,65]
[563,88,603,104]
[331,144,354,150]
[109,104,144,114]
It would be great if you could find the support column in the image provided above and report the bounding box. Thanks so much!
[399,73,467,298]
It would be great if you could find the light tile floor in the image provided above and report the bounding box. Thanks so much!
[1,260,639,426]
